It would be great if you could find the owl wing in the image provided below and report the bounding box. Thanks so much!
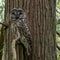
[17,19,32,55]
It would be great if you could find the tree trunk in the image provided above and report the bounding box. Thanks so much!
[0,27,4,60]
[3,0,57,60]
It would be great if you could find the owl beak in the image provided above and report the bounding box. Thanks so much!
[16,17,19,19]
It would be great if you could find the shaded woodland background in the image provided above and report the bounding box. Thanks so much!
[0,0,60,60]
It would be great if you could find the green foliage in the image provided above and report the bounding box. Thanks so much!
[0,48,3,53]
[57,0,60,8]
[57,19,60,24]
[0,0,5,22]
[0,0,5,29]
[56,0,60,60]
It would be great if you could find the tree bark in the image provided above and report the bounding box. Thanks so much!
[0,27,4,60]
[3,0,57,60]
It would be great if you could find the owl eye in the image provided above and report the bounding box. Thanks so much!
[20,12,22,14]
[19,12,22,14]
[12,12,15,15]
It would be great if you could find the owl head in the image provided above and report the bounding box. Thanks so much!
[9,8,26,20]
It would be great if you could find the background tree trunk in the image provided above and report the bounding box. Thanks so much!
[0,27,4,60]
[3,0,57,60]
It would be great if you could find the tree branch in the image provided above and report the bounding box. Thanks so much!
[56,31,60,50]
[56,9,60,14]
[56,31,60,36]
[0,22,7,27]
[57,45,60,50]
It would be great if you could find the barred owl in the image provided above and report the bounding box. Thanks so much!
[9,8,32,60]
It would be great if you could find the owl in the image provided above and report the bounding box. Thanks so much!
[8,8,32,60]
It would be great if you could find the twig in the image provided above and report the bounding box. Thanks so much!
[57,45,60,50]
[56,31,60,50]
[56,31,60,36]
[0,22,7,27]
